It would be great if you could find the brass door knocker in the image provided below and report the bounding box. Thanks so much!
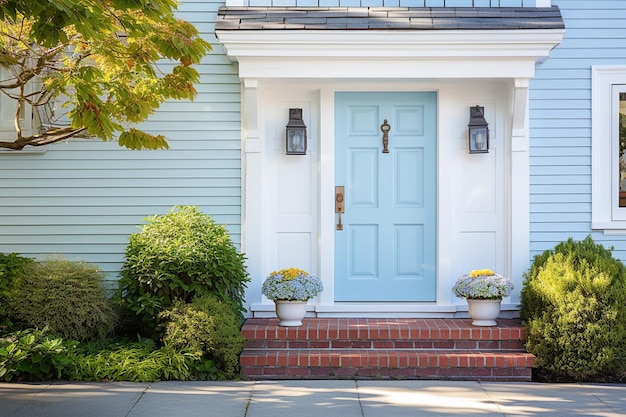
[381,119,391,153]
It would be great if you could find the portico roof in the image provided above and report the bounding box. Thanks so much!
[215,6,565,31]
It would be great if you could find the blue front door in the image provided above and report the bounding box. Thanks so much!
[334,92,437,302]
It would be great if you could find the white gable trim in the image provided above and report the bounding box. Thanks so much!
[217,29,564,79]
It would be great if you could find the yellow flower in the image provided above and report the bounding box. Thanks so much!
[469,269,495,278]
[269,268,309,281]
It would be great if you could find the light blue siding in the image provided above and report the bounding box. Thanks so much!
[529,0,626,259]
[0,0,242,283]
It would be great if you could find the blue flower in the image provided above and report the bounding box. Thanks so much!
[452,271,513,300]
[261,269,323,301]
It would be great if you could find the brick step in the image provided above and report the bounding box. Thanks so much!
[244,338,526,351]
[241,349,535,381]
[240,318,535,382]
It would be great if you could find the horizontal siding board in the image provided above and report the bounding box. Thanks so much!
[531,184,591,195]
[0,159,240,170]
[0,168,242,179]
[531,202,591,213]
[0,205,240,216]
[157,101,241,112]
[0,196,241,206]
[0,224,240,237]
[0,214,242,226]
[528,109,590,120]
[1,178,240,188]
[2,187,241,197]
[529,129,591,148]
[528,222,593,233]
[0,149,242,160]
[138,120,241,130]
[530,147,591,157]
[531,212,591,223]
[146,111,241,122]
[531,193,590,204]
[531,165,590,175]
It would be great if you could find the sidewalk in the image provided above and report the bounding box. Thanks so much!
[1,380,626,417]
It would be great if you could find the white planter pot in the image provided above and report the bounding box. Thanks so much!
[275,300,307,326]
[467,298,502,326]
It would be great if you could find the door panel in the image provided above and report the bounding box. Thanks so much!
[334,92,437,302]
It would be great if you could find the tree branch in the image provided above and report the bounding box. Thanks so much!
[0,127,87,150]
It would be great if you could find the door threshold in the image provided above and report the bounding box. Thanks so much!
[249,302,520,318]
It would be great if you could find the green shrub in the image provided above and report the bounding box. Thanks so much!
[117,206,249,337]
[160,294,244,379]
[0,330,219,382]
[0,328,77,381]
[5,257,117,341]
[69,341,195,382]
[0,253,33,332]
[521,236,626,381]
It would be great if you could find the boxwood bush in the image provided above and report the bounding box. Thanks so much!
[521,236,626,381]
[117,206,249,337]
[5,257,116,342]
[0,253,33,331]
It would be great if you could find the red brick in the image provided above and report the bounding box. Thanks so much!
[262,367,286,376]
[309,341,330,348]
[285,367,309,377]
[309,367,331,377]
[276,353,288,367]
[500,340,525,350]
[240,318,533,382]
[478,341,500,349]
[239,355,257,366]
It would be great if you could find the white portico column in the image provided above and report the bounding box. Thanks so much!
[241,78,265,309]
[510,78,530,304]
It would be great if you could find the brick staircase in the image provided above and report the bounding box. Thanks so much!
[240,318,535,381]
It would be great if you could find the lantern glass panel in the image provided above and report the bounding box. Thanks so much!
[287,128,306,154]
[469,127,489,153]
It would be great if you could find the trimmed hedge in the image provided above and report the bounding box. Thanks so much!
[521,236,626,381]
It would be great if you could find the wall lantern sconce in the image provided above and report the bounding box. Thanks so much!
[468,105,489,154]
[285,108,307,155]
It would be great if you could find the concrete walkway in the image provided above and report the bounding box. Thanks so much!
[1,380,626,417]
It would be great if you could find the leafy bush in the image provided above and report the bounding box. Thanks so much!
[117,206,249,337]
[0,329,220,382]
[0,253,33,331]
[5,257,117,341]
[521,236,626,381]
[160,294,244,379]
[69,340,195,382]
[0,328,77,382]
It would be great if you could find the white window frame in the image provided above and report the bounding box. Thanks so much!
[0,68,47,153]
[591,66,626,230]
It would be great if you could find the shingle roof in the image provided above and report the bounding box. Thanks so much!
[215,6,565,31]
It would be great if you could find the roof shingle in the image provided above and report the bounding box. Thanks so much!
[215,6,565,31]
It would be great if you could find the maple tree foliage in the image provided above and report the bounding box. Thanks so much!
[0,0,211,150]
